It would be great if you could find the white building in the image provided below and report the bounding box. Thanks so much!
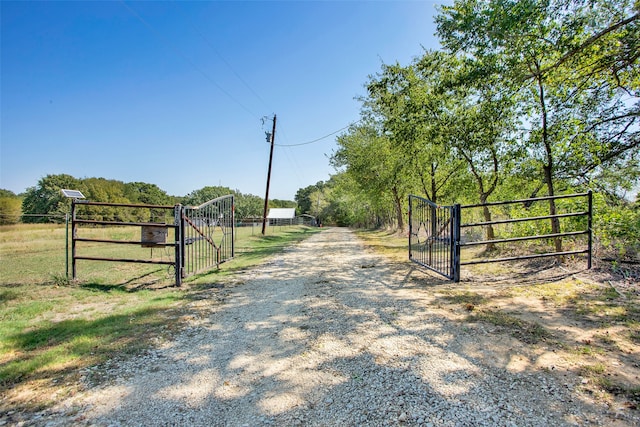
[266,208,296,226]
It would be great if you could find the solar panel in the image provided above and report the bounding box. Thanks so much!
[61,189,85,199]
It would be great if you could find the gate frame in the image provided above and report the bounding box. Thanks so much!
[71,200,183,285]
[180,194,235,277]
[410,191,593,282]
[71,195,235,286]
[408,195,457,280]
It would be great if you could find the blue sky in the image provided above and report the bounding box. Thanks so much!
[1,1,444,200]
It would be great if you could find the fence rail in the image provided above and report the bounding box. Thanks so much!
[409,191,593,282]
[71,196,235,286]
[72,201,182,284]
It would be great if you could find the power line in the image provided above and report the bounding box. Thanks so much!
[173,2,272,112]
[274,121,359,147]
[119,1,260,120]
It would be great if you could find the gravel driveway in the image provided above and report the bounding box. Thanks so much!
[52,227,626,426]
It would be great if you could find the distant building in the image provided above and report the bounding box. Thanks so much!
[266,208,296,226]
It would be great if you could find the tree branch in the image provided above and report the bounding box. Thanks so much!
[527,13,640,79]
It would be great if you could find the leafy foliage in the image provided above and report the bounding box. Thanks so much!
[593,193,640,259]
[21,174,83,223]
[0,190,22,225]
[315,0,638,259]
[17,176,295,224]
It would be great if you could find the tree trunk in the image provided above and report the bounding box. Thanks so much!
[536,70,562,253]
[544,164,562,252]
[456,144,500,253]
[392,186,405,232]
[480,194,496,252]
[431,162,437,204]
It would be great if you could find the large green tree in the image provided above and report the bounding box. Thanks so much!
[295,181,326,216]
[21,174,83,222]
[436,0,640,251]
[124,182,174,206]
[235,193,263,219]
[428,53,520,246]
[182,186,235,206]
[333,122,410,230]
[364,58,462,207]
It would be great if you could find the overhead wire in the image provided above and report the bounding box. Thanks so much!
[274,120,359,147]
[172,2,273,113]
[122,0,360,179]
[119,0,260,120]
[272,119,306,185]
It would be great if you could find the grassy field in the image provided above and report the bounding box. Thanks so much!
[0,223,320,412]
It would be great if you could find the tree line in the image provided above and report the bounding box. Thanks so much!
[0,174,295,224]
[296,0,639,259]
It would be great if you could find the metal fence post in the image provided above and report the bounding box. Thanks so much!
[231,197,235,258]
[71,200,77,280]
[453,204,461,282]
[587,190,593,269]
[175,204,183,286]
[65,213,69,280]
[408,196,413,261]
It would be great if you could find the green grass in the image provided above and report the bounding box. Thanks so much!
[0,283,184,393]
[0,223,319,287]
[573,344,606,356]
[355,229,408,261]
[0,223,321,410]
[580,363,607,375]
[0,224,68,285]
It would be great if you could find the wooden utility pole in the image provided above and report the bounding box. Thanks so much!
[261,114,276,235]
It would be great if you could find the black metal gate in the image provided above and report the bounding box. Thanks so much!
[180,195,234,277]
[408,195,457,280]
[409,192,592,282]
[71,195,234,286]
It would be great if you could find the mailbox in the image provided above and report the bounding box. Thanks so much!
[141,225,167,247]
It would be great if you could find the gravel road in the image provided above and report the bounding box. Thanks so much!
[46,228,629,426]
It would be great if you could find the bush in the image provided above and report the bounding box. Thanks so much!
[593,194,640,260]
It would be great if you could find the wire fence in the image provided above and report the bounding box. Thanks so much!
[0,214,70,285]
[0,213,314,286]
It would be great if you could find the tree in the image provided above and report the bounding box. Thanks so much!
[124,182,173,206]
[369,55,464,206]
[182,186,235,206]
[295,181,326,215]
[428,53,520,248]
[270,199,297,209]
[235,193,263,219]
[333,122,409,230]
[21,174,83,223]
[322,173,383,227]
[0,189,21,225]
[436,0,640,251]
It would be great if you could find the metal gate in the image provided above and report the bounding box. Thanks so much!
[71,195,234,286]
[180,195,234,277]
[408,195,457,279]
[409,192,592,282]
